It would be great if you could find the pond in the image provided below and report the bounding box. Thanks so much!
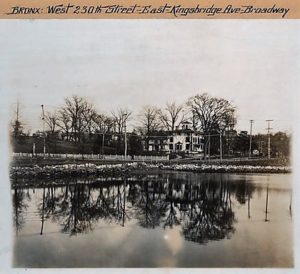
[12,172,293,267]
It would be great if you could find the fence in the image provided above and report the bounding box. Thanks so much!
[12,153,169,161]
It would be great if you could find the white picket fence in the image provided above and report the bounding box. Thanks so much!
[12,153,169,161]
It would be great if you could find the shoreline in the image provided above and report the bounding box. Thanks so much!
[10,161,291,179]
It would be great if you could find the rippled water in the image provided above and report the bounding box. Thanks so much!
[12,172,293,267]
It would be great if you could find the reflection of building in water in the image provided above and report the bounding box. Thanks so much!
[12,174,257,244]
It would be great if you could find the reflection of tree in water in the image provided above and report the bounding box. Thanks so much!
[37,182,96,235]
[132,179,168,228]
[42,186,63,222]
[59,181,124,235]
[38,179,131,235]
[14,173,255,244]
[12,187,30,233]
[181,178,235,244]
[60,183,94,235]
[163,179,182,229]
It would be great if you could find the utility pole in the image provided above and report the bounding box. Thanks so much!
[249,120,254,158]
[41,104,46,158]
[102,131,105,156]
[266,120,273,159]
[123,114,127,159]
[99,131,105,159]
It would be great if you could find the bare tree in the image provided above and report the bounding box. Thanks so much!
[45,111,58,134]
[187,93,236,158]
[111,108,132,134]
[92,113,115,133]
[60,95,96,142]
[138,105,162,135]
[57,110,72,141]
[159,102,185,131]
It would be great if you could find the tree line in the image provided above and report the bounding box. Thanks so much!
[11,93,290,158]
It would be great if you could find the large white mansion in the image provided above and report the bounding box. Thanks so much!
[146,121,204,155]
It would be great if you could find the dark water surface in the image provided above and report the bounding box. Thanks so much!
[12,172,293,267]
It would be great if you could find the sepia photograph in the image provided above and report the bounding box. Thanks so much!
[0,19,298,269]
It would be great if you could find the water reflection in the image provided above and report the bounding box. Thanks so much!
[12,187,30,234]
[12,173,260,244]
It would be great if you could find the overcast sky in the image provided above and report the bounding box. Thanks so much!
[1,20,299,134]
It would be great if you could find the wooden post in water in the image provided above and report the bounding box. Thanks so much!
[264,185,269,222]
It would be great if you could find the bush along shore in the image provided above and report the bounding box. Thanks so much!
[10,161,291,179]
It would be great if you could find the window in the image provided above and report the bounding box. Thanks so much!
[186,144,190,150]
[170,137,173,142]
[185,136,190,142]
[176,143,182,151]
[169,144,173,150]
